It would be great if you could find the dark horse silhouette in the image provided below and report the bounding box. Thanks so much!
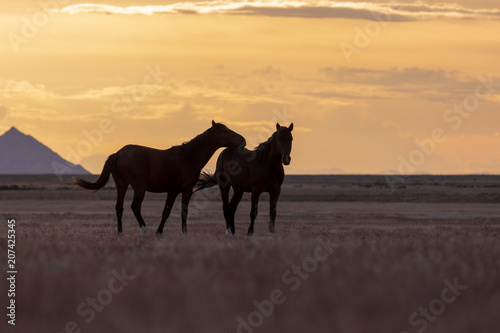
[74,121,245,235]
[196,123,293,235]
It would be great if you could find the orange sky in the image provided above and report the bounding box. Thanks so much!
[1,1,500,174]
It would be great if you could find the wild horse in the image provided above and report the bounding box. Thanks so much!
[196,123,293,235]
[74,121,245,235]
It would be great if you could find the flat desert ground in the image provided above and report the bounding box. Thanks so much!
[1,174,500,333]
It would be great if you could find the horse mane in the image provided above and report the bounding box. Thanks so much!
[176,129,211,155]
[253,131,277,162]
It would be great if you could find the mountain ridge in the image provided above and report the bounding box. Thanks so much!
[0,127,90,175]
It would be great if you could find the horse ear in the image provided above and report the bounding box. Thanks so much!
[276,123,281,130]
[289,123,294,131]
[212,120,216,126]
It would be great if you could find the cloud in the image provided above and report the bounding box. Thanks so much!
[0,80,57,100]
[59,1,500,21]
[316,66,492,102]
[319,66,456,86]
[0,75,288,124]
[298,86,384,100]
[254,66,281,77]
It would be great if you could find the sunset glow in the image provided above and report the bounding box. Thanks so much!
[2,0,500,174]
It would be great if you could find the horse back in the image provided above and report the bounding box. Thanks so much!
[115,145,194,192]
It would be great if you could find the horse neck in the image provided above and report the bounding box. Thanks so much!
[268,136,282,164]
[182,132,218,171]
[258,133,281,165]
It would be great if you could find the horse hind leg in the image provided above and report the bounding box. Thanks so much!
[112,173,128,234]
[131,188,148,235]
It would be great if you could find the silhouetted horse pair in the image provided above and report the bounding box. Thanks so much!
[74,120,293,235]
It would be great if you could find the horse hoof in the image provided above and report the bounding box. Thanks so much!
[226,228,234,236]
[141,226,149,235]
[155,231,162,236]
[247,231,254,236]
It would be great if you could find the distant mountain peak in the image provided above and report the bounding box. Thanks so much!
[3,126,23,136]
[0,127,90,175]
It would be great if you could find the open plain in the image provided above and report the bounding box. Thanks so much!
[1,174,500,333]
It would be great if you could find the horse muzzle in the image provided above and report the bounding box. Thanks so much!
[229,138,246,149]
[237,138,246,149]
[282,155,291,165]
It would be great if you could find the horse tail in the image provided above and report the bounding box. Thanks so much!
[73,154,117,191]
[195,170,219,192]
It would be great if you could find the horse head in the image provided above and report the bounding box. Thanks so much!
[275,123,293,165]
[210,120,246,149]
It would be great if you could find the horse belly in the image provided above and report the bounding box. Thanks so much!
[147,185,180,193]
[146,173,182,193]
[227,175,252,192]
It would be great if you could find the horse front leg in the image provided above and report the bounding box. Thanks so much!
[131,188,148,235]
[181,188,193,234]
[269,188,281,234]
[228,190,243,235]
[156,192,178,235]
[220,184,232,235]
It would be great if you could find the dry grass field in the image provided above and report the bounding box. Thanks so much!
[1,174,500,333]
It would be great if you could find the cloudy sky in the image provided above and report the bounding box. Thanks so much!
[1,0,500,174]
